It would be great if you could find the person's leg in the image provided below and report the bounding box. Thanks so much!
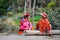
[18,29,24,35]
[47,27,53,37]
[40,26,44,33]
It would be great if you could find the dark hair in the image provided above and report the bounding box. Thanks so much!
[24,16,29,19]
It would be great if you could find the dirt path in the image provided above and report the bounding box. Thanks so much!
[0,34,60,40]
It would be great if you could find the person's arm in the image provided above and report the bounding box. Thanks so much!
[50,24,52,27]
[50,24,52,30]
[28,22,33,30]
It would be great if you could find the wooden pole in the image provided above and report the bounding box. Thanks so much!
[24,0,27,13]
[32,0,36,26]
[59,1,60,8]
[29,0,31,13]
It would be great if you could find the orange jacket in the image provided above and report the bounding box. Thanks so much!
[37,19,51,33]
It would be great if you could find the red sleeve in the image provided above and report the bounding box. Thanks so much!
[20,20,23,26]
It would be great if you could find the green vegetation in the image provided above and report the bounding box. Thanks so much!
[15,19,20,26]
[0,0,9,16]
[47,2,56,8]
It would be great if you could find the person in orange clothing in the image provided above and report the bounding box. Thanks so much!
[36,12,52,33]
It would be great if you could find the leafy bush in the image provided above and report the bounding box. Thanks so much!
[15,19,20,26]
[47,2,56,8]
[17,7,24,13]
[0,0,9,16]
[7,12,14,17]
[0,17,19,33]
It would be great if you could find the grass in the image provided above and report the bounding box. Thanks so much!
[15,19,20,26]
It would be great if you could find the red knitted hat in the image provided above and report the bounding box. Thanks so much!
[40,12,47,17]
[24,13,30,17]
